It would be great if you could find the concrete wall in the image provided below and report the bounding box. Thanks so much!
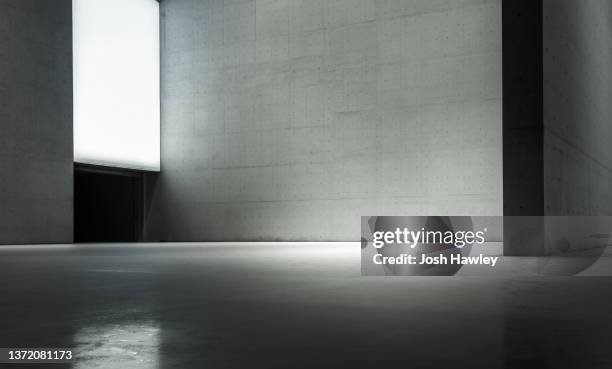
[543,0,612,215]
[159,0,503,241]
[0,0,73,244]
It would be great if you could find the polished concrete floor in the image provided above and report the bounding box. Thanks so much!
[1,243,612,369]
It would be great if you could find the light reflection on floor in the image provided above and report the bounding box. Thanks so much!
[0,243,611,369]
[73,322,159,369]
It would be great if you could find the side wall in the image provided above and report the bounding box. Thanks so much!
[159,0,503,241]
[0,1,73,244]
[544,0,612,215]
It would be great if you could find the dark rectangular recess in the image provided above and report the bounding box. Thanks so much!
[74,163,146,243]
[502,0,544,216]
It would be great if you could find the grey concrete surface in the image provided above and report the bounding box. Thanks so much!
[543,0,612,215]
[157,0,503,241]
[0,0,73,244]
[1,243,612,369]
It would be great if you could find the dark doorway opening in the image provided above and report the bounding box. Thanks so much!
[74,164,145,243]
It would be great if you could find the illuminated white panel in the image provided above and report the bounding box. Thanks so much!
[73,0,160,171]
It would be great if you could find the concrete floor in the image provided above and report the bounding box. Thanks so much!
[1,243,612,369]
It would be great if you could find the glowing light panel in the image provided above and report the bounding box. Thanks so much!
[73,0,160,171]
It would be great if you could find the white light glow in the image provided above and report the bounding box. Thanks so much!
[73,0,160,171]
